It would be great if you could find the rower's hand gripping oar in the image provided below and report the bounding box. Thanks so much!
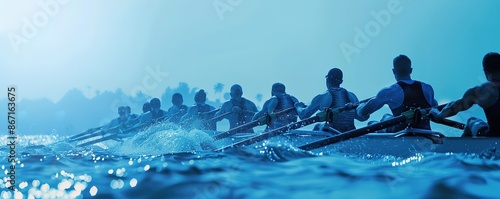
[212,107,296,141]
[425,107,465,130]
[298,104,448,151]
[214,99,369,152]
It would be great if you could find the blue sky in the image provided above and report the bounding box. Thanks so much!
[1,0,500,128]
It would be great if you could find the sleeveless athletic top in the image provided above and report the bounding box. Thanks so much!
[390,81,432,132]
[327,88,356,132]
[484,83,500,136]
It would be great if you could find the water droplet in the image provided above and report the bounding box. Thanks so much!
[144,165,150,171]
[108,169,114,175]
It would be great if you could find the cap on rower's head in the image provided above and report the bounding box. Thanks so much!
[230,84,243,97]
[142,102,151,113]
[195,89,207,103]
[172,93,183,105]
[150,98,161,109]
[393,54,412,72]
[325,68,343,81]
[483,52,500,73]
[272,82,286,93]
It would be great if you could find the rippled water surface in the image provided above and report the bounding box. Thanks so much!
[1,124,500,199]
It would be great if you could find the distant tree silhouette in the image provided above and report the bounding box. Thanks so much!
[255,93,263,102]
[0,82,226,135]
[214,82,224,99]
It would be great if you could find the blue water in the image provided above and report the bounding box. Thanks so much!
[1,124,500,199]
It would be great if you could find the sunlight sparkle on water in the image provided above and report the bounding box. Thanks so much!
[116,168,126,177]
[1,191,12,199]
[74,182,87,191]
[19,181,28,189]
[57,179,73,190]
[110,179,124,189]
[391,154,424,167]
[13,191,22,199]
[130,178,138,188]
[89,186,98,196]
[32,180,40,188]
[144,165,150,171]
[40,183,50,192]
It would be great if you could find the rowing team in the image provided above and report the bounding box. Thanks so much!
[101,52,500,138]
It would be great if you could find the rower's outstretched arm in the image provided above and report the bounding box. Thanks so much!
[252,99,273,120]
[296,95,321,119]
[214,103,230,121]
[437,83,499,119]
[347,92,366,121]
[356,88,395,121]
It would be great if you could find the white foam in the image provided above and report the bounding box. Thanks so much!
[112,122,216,156]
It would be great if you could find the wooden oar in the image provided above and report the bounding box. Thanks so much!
[213,99,369,152]
[212,107,296,141]
[298,104,448,151]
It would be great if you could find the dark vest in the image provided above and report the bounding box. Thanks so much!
[327,88,356,132]
[484,83,500,136]
[390,81,432,132]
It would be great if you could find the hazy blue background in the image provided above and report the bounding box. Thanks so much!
[1,0,499,135]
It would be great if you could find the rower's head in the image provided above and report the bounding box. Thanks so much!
[150,98,161,112]
[142,102,151,113]
[483,52,500,81]
[271,82,286,96]
[230,84,243,100]
[326,68,343,88]
[172,93,184,106]
[392,55,413,81]
[118,106,127,117]
[195,89,207,105]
